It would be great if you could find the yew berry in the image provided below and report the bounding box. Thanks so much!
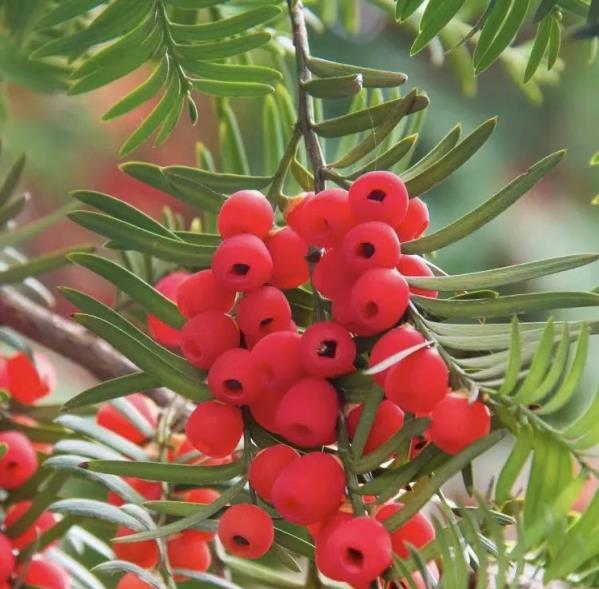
[0,431,38,490]
[207,348,260,406]
[375,503,435,558]
[108,477,161,507]
[167,530,212,578]
[298,188,354,247]
[248,444,300,503]
[18,557,69,589]
[285,192,313,233]
[116,573,153,589]
[185,401,243,458]
[113,527,158,569]
[176,269,236,318]
[218,503,274,559]
[4,502,56,550]
[348,171,409,226]
[330,293,375,337]
[347,400,405,455]
[395,197,429,242]
[148,271,189,347]
[342,222,401,274]
[429,393,491,455]
[237,286,292,344]
[300,321,356,378]
[276,377,338,447]
[313,247,357,299]
[314,510,355,580]
[271,452,345,525]
[396,255,438,298]
[0,353,50,405]
[248,387,284,434]
[384,348,448,416]
[96,393,158,444]
[265,227,310,289]
[0,534,15,583]
[350,269,410,334]
[180,311,239,369]
[217,190,274,239]
[180,488,220,541]
[368,325,425,387]
[212,234,273,292]
[324,516,392,585]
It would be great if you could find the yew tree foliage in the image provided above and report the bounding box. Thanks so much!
[0,1,598,589]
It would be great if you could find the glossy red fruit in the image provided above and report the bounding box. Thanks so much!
[368,325,425,387]
[180,311,239,369]
[0,431,38,490]
[271,452,345,525]
[4,502,56,550]
[375,503,435,558]
[285,192,314,233]
[265,227,310,289]
[248,387,284,434]
[348,171,409,226]
[148,272,189,347]
[0,534,15,583]
[237,286,292,343]
[113,527,158,569]
[342,222,401,274]
[168,530,212,578]
[108,477,162,507]
[347,400,405,455]
[384,348,448,416]
[218,504,274,559]
[185,401,243,458]
[18,557,69,589]
[116,573,153,589]
[96,393,158,444]
[0,353,50,405]
[218,190,274,239]
[212,234,273,292]
[299,189,354,247]
[250,331,304,393]
[429,393,491,454]
[350,269,410,334]
[396,255,438,298]
[276,378,338,447]
[176,269,236,318]
[300,321,356,378]
[395,197,429,242]
[180,488,220,541]
[314,510,354,579]
[207,348,260,406]
[248,445,300,502]
[313,247,357,299]
[323,516,392,585]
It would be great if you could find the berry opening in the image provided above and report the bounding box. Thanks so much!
[224,379,243,394]
[363,301,379,319]
[259,317,274,328]
[367,189,386,202]
[317,340,338,358]
[344,547,365,570]
[289,423,312,437]
[357,242,376,258]
[233,535,250,547]
[232,263,250,276]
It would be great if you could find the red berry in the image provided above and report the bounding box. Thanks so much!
[300,321,356,378]
[323,516,392,585]
[218,504,274,559]
[180,311,239,369]
[347,400,405,455]
[116,573,153,589]
[429,393,491,454]
[350,269,410,334]
[96,393,158,444]
[207,348,260,406]
[331,293,375,337]
[313,247,357,299]
[237,286,292,344]
[108,477,162,507]
[265,227,310,289]
[180,488,220,541]
[212,234,273,292]
[397,255,438,298]
[298,189,354,247]
[348,171,409,226]
[250,331,304,393]
[248,445,300,502]
[276,377,338,447]
[285,192,313,233]
[113,527,158,569]
[4,502,56,550]
[176,269,236,318]
[271,452,345,525]
[342,222,401,274]
[0,534,15,583]
[314,510,354,579]
[185,401,243,458]
[369,325,425,387]
[218,190,274,239]
[0,431,38,490]
[248,387,284,434]
[168,530,212,578]
[384,348,448,416]
[375,503,435,559]
[148,272,189,347]
[18,557,68,589]
[0,353,50,405]
[396,197,429,242]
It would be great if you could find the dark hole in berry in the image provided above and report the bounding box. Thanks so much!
[224,379,243,394]
[233,535,250,547]
[317,339,337,358]
[7,460,19,471]
[345,547,365,569]
[367,189,386,202]
[363,301,379,319]
[305,249,323,264]
[232,263,250,276]
[357,242,376,258]
[259,317,274,328]
[290,423,312,437]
